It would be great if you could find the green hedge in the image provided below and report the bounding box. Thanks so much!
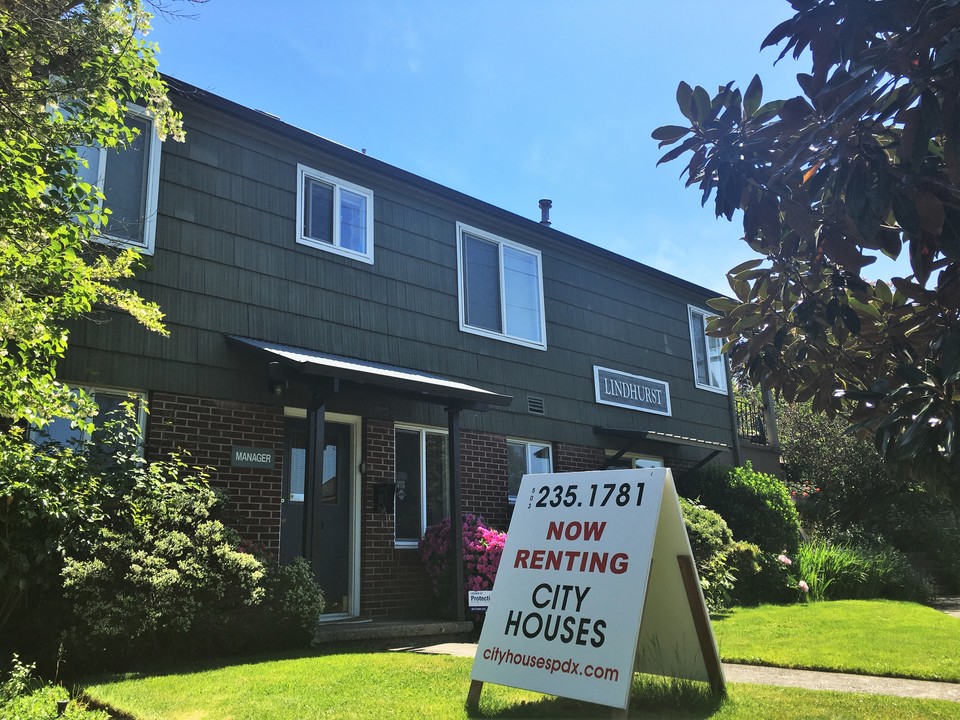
[679,462,802,553]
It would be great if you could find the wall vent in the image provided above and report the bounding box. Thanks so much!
[527,395,546,415]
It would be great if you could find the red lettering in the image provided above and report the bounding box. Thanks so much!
[514,549,530,568]
[546,521,563,540]
[530,549,545,569]
[583,521,606,541]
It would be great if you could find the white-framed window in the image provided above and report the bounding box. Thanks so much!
[79,104,162,254]
[296,164,374,264]
[394,425,449,545]
[604,452,664,470]
[507,439,552,502]
[457,222,546,350]
[30,387,148,451]
[688,305,728,394]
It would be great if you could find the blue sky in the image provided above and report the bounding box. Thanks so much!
[147,1,897,295]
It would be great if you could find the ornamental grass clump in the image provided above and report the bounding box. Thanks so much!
[420,514,506,607]
[795,538,931,602]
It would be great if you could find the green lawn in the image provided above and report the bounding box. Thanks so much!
[712,600,960,682]
[80,600,960,719]
[83,653,960,720]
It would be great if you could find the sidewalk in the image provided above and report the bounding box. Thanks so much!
[398,642,960,702]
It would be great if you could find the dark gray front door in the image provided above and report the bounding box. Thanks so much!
[280,418,351,614]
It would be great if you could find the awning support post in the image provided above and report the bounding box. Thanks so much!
[447,404,465,622]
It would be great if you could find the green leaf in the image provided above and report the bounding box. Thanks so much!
[651,125,690,144]
[728,258,764,276]
[677,81,695,123]
[744,74,763,117]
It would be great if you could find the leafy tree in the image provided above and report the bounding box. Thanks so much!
[0,0,182,426]
[653,0,960,497]
[776,398,905,531]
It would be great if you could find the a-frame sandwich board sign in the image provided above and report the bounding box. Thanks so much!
[468,468,724,714]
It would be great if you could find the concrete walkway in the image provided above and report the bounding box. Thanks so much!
[932,596,960,619]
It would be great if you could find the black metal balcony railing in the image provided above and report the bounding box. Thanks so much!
[736,396,768,445]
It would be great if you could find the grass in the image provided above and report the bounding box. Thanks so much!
[81,653,960,720]
[794,539,929,602]
[712,599,960,681]
[79,599,960,719]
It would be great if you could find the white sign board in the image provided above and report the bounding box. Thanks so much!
[470,468,722,711]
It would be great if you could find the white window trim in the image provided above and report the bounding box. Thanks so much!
[506,437,553,504]
[394,423,448,548]
[296,164,375,264]
[456,222,547,351]
[688,305,729,395]
[89,103,162,255]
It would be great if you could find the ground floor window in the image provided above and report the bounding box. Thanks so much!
[507,439,552,502]
[604,452,664,470]
[394,425,449,544]
[30,386,147,451]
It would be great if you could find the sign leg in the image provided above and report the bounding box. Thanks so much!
[466,680,484,714]
[676,554,726,696]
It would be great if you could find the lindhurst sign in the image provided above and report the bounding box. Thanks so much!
[469,468,723,712]
[593,366,671,416]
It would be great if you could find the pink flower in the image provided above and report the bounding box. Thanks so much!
[777,554,792,566]
[798,580,809,593]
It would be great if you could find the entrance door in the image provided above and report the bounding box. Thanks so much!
[280,418,352,614]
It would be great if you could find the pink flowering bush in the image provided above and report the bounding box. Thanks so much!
[420,514,506,604]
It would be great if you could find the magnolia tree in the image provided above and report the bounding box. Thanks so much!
[654,0,960,497]
[0,0,183,426]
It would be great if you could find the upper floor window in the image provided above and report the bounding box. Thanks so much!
[394,425,448,545]
[507,439,552,502]
[688,306,728,394]
[79,105,162,254]
[457,223,546,350]
[296,164,374,264]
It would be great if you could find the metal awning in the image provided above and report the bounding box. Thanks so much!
[593,426,729,472]
[226,335,512,410]
[593,427,728,451]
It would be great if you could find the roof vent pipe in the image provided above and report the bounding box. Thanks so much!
[539,199,552,226]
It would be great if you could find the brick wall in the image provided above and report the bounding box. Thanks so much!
[554,441,606,473]
[359,418,436,618]
[461,429,510,531]
[147,392,284,552]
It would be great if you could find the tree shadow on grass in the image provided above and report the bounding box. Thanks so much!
[473,675,724,719]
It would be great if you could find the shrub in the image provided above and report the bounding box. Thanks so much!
[420,514,506,610]
[681,462,802,554]
[727,542,799,606]
[795,538,932,602]
[1,654,108,719]
[679,498,735,611]
[61,473,266,665]
[263,557,326,640]
[679,497,732,563]
[1,408,321,671]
